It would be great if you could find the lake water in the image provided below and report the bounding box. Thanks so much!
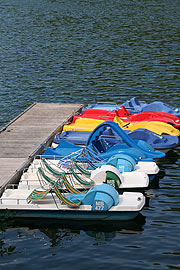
[0,0,179,269]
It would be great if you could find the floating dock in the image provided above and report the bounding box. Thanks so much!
[0,103,82,194]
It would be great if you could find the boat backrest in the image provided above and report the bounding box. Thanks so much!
[54,184,81,207]
[27,188,52,201]
[41,158,65,177]
[71,158,91,176]
[69,166,94,187]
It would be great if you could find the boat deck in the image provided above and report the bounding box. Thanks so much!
[0,103,82,193]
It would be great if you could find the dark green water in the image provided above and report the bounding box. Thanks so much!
[0,0,180,269]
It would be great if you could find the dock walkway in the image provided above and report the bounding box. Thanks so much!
[0,103,82,192]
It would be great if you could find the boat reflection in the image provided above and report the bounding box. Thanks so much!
[157,149,180,166]
[1,213,146,244]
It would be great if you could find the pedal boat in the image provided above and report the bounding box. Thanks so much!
[0,184,145,221]
[84,98,180,117]
[53,129,179,153]
[121,97,180,117]
[42,121,161,180]
[18,156,150,191]
[63,117,180,137]
[73,107,180,128]
[43,121,165,160]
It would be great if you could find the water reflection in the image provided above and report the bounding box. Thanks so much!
[0,218,17,256]
[157,149,180,166]
[0,214,146,248]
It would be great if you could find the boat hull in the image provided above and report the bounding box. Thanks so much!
[0,209,139,221]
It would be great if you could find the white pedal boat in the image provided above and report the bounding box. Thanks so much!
[0,184,145,221]
[20,158,149,190]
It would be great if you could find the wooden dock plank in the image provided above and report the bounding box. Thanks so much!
[0,103,82,191]
[0,158,27,185]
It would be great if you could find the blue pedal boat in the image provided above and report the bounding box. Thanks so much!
[53,128,179,153]
[43,121,163,181]
[44,121,165,161]
[84,98,180,117]
[121,97,180,117]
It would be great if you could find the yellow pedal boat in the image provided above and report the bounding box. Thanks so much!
[63,116,180,137]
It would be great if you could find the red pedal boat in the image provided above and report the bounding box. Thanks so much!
[73,106,180,128]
